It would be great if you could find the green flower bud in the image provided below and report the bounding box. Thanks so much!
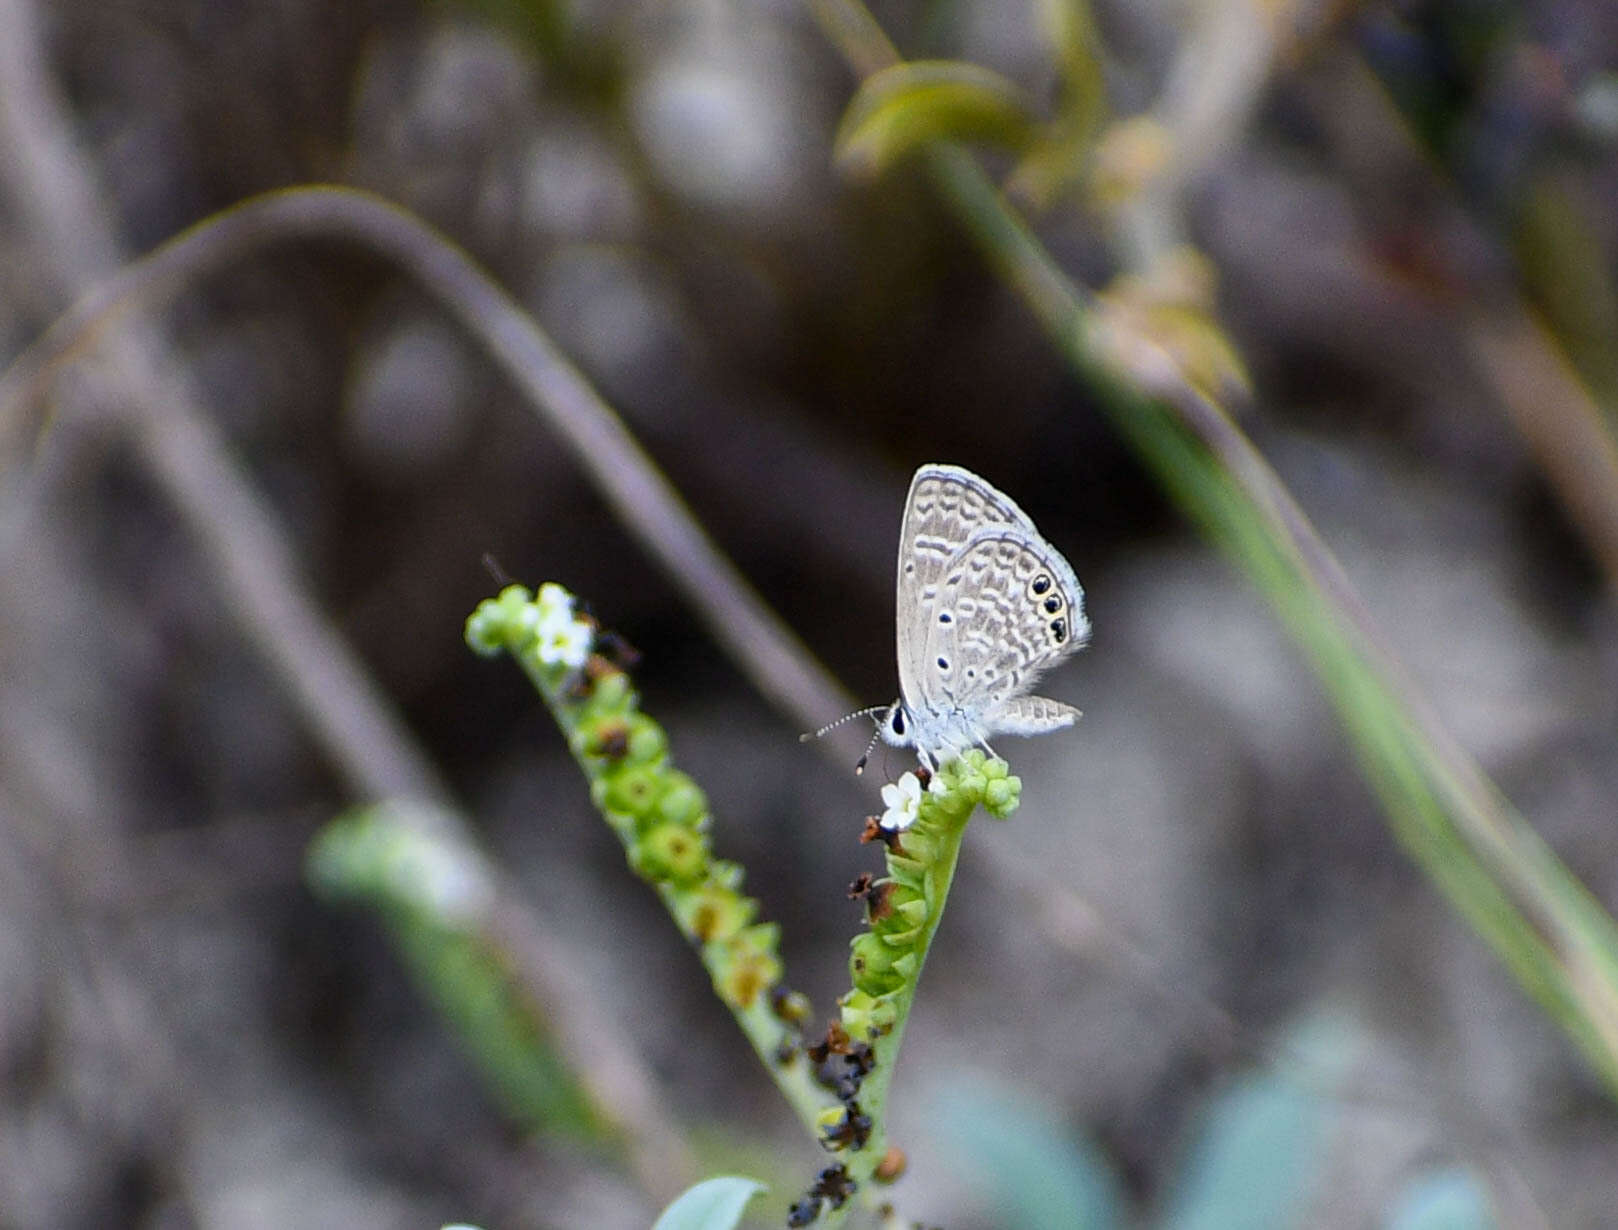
[839,990,899,1040]
[737,921,782,959]
[869,999,898,1035]
[897,829,940,864]
[583,670,634,718]
[984,775,1020,817]
[886,854,926,888]
[465,586,535,655]
[654,772,707,828]
[678,884,757,943]
[894,896,928,927]
[573,716,631,761]
[629,823,708,886]
[602,764,665,819]
[849,933,904,995]
[956,771,988,804]
[623,714,668,766]
[463,605,504,656]
[876,925,921,947]
[716,946,782,1010]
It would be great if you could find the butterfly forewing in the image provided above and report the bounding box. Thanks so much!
[896,466,1039,708]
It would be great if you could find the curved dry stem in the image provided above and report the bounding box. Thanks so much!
[0,184,853,746]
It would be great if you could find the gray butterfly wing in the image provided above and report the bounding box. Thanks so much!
[990,694,1082,735]
[920,527,1089,725]
[896,466,1039,708]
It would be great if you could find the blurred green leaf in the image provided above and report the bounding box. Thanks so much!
[1035,0,1105,134]
[1158,1013,1362,1230]
[308,804,604,1142]
[928,1078,1128,1230]
[1159,1074,1321,1230]
[652,1176,767,1230]
[835,60,1041,178]
[1384,1167,1498,1230]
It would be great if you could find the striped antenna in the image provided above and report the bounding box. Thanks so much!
[800,704,891,775]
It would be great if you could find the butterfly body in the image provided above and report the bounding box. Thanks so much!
[879,464,1089,769]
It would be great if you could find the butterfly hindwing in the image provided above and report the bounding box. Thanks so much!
[922,528,1089,716]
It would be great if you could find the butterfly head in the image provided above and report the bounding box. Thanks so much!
[872,698,949,773]
[877,699,910,749]
[845,698,905,774]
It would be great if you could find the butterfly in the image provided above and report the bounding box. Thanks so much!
[811,464,1090,773]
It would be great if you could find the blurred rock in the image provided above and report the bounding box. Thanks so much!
[349,22,540,237]
[629,16,821,222]
[518,121,643,244]
[527,244,699,415]
[343,311,480,481]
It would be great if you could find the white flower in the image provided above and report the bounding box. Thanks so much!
[535,582,574,620]
[879,772,924,831]
[525,582,592,668]
[535,607,593,669]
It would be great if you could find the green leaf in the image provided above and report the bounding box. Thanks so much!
[1158,1013,1362,1230]
[1159,1074,1320,1230]
[307,805,603,1142]
[835,60,1041,178]
[928,1078,1127,1230]
[1384,1167,1498,1230]
[652,1176,768,1230]
[1035,0,1105,132]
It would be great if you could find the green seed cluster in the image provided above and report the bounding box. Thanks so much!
[839,751,1021,1043]
[466,584,786,1013]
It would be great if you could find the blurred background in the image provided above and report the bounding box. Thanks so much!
[3,0,1618,1225]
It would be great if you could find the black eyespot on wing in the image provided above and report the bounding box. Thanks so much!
[1032,574,1051,595]
[891,709,906,735]
[939,612,952,623]
[936,657,949,670]
[1050,618,1067,643]
[1043,596,1061,614]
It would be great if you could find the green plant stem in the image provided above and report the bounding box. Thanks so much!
[858,820,967,1142]
[808,756,1019,1224]
[488,600,843,1141]
[831,811,971,1227]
